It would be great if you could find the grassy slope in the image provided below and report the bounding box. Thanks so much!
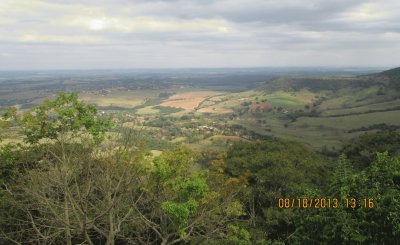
[294,111,400,129]
[211,70,400,149]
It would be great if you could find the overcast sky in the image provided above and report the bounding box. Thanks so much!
[0,0,399,70]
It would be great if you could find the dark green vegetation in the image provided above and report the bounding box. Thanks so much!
[1,91,399,244]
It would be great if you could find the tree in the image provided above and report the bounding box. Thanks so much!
[292,152,400,244]
[21,92,111,144]
[134,146,248,244]
[224,140,328,242]
[0,106,19,141]
[7,138,146,244]
[342,131,400,170]
[329,154,355,199]
[1,127,248,244]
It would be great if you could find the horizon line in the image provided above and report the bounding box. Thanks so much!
[0,65,394,72]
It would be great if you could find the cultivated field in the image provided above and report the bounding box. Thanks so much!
[160,91,221,110]
[79,90,160,108]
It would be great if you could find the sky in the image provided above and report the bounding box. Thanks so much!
[0,0,399,70]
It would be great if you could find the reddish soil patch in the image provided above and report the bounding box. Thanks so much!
[249,101,272,112]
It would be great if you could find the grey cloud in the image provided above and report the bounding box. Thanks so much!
[0,0,399,69]
[128,0,399,34]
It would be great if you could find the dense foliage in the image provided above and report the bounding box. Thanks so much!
[21,92,111,144]
[293,153,400,244]
[224,140,329,242]
[342,131,400,170]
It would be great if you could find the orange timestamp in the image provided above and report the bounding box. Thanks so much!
[277,197,375,209]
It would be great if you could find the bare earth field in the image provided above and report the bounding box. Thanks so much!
[160,91,221,110]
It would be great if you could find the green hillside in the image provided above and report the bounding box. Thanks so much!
[224,68,400,149]
[378,67,400,89]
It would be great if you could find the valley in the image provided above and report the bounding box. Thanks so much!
[1,67,399,151]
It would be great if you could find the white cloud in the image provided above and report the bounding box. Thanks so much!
[18,33,106,44]
[52,15,233,34]
[343,3,386,21]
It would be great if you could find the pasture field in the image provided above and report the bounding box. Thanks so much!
[196,95,233,113]
[266,94,303,108]
[79,90,160,108]
[200,90,313,113]
[317,86,390,111]
[136,106,160,115]
[234,117,345,149]
[197,106,233,114]
[262,90,314,108]
[317,95,349,110]
[217,87,400,149]
[294,110,400,130]
[194,90,259,112]
[321,99,400,116]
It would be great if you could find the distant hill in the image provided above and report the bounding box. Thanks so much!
[380,67,400,78]
[260,67,400,92]
[260,76,375,93]
[376,67,400,90]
